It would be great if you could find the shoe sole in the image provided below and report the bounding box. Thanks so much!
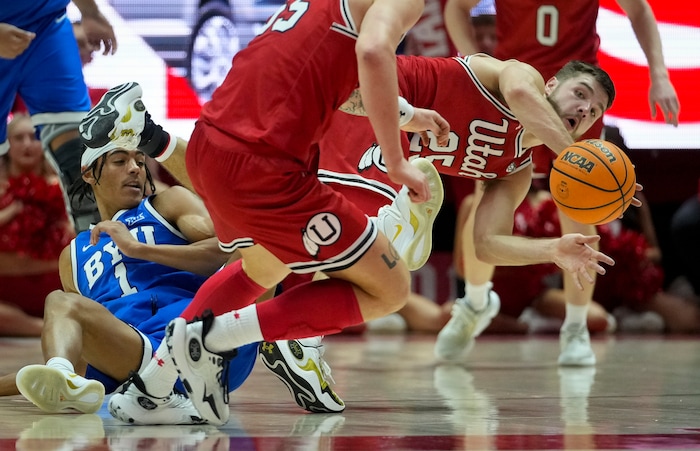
[166,319,230,426]
[16,365,105,413]
[404,158,444,270]
[558,354,596,366]
[259,341,345,413]
[79,82,142,148]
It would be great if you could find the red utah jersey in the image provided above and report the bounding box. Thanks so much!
[398,55,532,181]
[200,0,359,163]
[493,0,600,80]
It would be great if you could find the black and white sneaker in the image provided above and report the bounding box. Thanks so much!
[259,338,345,413]
[79,82,146,151]
[108,372,206,425]
[166,311,236,426]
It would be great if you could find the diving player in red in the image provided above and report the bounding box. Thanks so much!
[320,53,630,365]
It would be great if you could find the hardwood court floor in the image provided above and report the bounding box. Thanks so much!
[2,333,700,450]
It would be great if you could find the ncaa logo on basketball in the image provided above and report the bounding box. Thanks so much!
[560,151,595,173]
[302,213,342,257]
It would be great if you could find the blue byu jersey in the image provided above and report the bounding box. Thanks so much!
[0,0,69,28]
[71,196,257,393]
[71,196,207,339]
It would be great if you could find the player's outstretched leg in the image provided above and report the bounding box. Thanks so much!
[259,338,345,413]
[375,157,444,271]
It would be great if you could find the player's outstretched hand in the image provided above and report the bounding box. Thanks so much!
[553,234,615,291]
[649,78,680,126]
[401,107,450,147]
[630,183,643,208]
[80,11,118,55]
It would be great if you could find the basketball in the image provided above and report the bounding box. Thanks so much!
[549,139,636,225]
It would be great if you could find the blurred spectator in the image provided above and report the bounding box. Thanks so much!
[403,0,495,57]
[0,114,74,336]
[468,0,496,55]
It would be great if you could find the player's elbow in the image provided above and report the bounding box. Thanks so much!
[355,38,394,67]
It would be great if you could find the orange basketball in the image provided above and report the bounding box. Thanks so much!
[549,139,636,225]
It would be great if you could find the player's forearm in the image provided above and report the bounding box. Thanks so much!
[71,0,101,17]
[356,43,405,169]
[500,64,573,153]
[620,0,670,81]
[444,0,480,56]
[127,238,228,277]
[158,138,194,192]
[474,233,560,266]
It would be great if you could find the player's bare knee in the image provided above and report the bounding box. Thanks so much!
[44,291,84,319]
[377,272,411,314]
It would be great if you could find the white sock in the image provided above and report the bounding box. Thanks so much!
[138,341,179,398]
[465,281,493,311]
[46,357,75,373]
[563,303,589,328]
[206,305,263,354]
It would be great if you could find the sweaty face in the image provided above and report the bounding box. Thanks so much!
[91,150,147,211]
[546,74,610,140]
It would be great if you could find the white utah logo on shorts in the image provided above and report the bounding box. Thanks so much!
[302,213,342,258]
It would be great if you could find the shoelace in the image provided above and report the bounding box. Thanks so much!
[312,343,336,385]
[562,324,587,343]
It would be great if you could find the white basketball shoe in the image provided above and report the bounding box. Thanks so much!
[375,157,444,270]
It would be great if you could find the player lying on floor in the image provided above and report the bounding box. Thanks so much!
[0,85,345,422]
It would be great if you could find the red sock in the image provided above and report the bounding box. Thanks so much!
[256,278,364,341]
[181,260,267,320]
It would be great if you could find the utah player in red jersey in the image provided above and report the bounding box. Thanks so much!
[323,54,632,365]
[442,0,679,365]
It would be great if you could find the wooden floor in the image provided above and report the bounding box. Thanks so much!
[2,333,700,450]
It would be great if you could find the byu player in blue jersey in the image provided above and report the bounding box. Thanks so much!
[3,84,345,423]
[0,0,116,231]
[8,126,259,424]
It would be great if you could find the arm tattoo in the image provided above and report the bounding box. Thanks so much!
[338,89,367,116]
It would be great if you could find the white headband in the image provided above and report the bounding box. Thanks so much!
[80,135,141,169]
